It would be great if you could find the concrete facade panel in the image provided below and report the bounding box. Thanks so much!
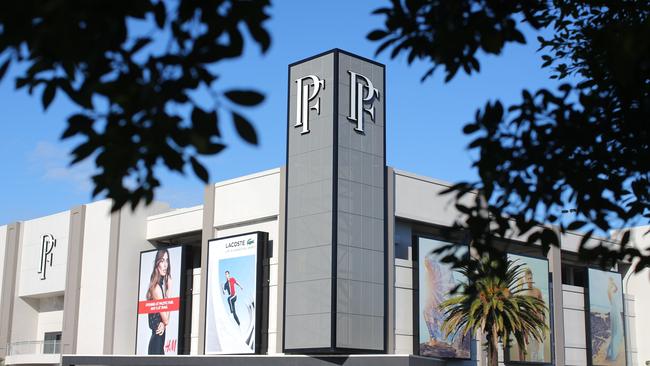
[287,212,332,251]
[336,246,383,284]
[285,279,332,316]
[0,225,6,313]
[146,205,200,240]
[336,279,383,317]
[284,313,331,349]
[336,313,383,350]
[337,212,383,251]
[394,287,413,336]
[76,200,112,354]
[286,245,332,282]
[213,169,280,227]
[287,180,333,219]
[288,148,333,188]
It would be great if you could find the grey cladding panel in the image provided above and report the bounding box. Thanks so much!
[285,52,335,350]
[285,50,386,352]
[335,52,385,351]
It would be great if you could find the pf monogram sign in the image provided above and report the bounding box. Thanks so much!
[347,71,379,133]
[38,233,56,280]
[294,70,379,134]
[294,75,325,134]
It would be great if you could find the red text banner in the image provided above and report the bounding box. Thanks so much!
[138,297,181,314]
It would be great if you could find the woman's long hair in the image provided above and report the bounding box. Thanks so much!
[147,249,171,300]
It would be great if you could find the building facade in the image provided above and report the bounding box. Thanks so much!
[0,50,648,366]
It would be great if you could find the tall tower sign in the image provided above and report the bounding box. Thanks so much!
[284,49,386,352]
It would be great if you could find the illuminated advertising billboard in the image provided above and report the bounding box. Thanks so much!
[135,246,184,355]
[506,253,552,363]
[417,237,471,359]
[587,268,626,366]
[205,232,266,354]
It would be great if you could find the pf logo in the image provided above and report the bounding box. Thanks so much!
[38,234,56,280]
[347,71,380,133]
[294,74,325,134]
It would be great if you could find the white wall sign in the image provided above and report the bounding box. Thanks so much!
[294,75,325,134]
[347,71,379,133]
[38,234,57,280]
[19,210,70,297]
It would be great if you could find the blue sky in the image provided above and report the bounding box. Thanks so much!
[0,1,562,224]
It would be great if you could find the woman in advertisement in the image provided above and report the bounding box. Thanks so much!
[517,267,545,361]
[606,277,624,361]
[147,249,172,355]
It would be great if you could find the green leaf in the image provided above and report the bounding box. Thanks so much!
[191,107,219,136]
[0,59,10,82]
[463,123,480,134]
[42,83,56,110]
[61,114,94,139]
[232,111,258,145]
[70,141,97,164]
[131,37,152,54]
[566,220,586,231]
[190,156,209,183]
[154,1,166,29]
[367,30,388,41]
[224,90,264,106]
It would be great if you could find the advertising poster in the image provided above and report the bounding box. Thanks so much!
[506,253,552,363]
[588,269,626,366]
[136,246,183,355]
[418,237,471,359]
[205,233,261,354]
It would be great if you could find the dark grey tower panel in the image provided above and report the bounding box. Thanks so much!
[284,50,385,352]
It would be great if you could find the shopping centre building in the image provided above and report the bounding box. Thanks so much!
[0,50,648,366]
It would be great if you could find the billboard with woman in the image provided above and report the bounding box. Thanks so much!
[417,237,471,359]
[135,246,184,355]
[205,232,265,354]
[587,269,626,366]
[506,253,552,363]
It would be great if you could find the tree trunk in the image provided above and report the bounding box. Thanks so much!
[486,329,499,366]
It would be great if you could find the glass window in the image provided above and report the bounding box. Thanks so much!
[43,332,61,354]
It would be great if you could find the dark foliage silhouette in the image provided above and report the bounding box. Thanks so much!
[370,1,650,270]
[0,0,271,210]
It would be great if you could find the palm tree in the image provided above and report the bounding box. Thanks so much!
[439,255,548,366]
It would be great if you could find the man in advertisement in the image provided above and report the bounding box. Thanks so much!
[222,270,243,326]
[206,232,263,354]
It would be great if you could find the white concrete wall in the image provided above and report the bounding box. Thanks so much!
[624,294,638,366]
[37,310,63,340]
[111,202,168,354]
[0,224,7,311]
[562,285,587,365]
[18,211,70,297]
[146,205,200,241]
[213,168,281,228]
[9,247,47,345]
[190,268,201,355]
[394,258,413,354]
[212,168,282,354]
[394,170,472,227]
[76,200,113,354]
[626,266,649,366]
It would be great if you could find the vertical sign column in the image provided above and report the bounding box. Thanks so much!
[335,53,385,351]
[284,52,335,351]
[284,49,385,353]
